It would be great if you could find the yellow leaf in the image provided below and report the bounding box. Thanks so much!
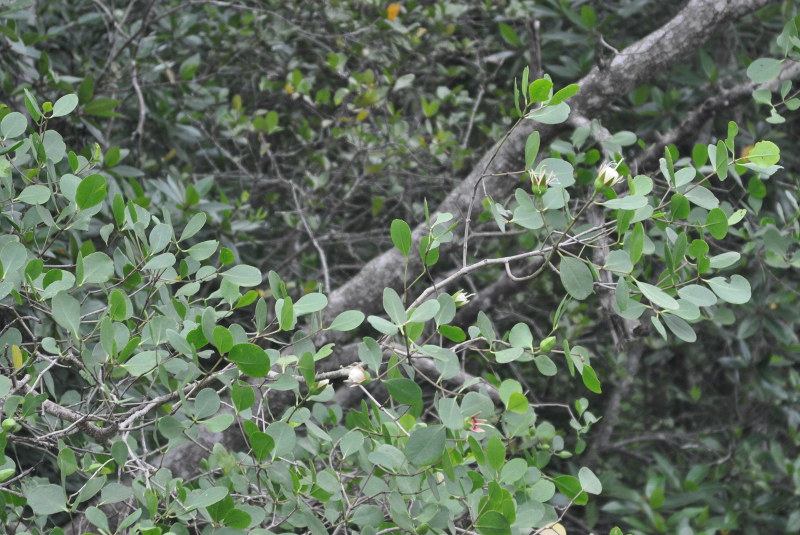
[11,345,23,370]
[284,83,295,95]
[386,3,400,21]
[541,523,567,535]
[356,110,369,121]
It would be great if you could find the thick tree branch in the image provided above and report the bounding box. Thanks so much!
[323,0,773,333]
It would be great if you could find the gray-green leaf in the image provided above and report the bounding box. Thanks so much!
[560,257,594,300]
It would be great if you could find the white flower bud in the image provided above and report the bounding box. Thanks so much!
[346,366,367,386]
[453,289,475,308]
[597,161,623,187]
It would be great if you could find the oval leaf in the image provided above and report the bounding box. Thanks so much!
[560,257,593,300]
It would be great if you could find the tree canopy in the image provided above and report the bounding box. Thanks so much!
[0,1,798,534]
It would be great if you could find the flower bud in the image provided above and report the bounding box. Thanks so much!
[1,418,17,433]
[539,336,557,353]
[346,366,368,387]
[452,289,475,308]
[464,415,489,432]
[529,169,553,197]
[595,161,624,189]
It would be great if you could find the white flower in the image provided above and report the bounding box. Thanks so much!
[453,289,475,308]
[597,161,624,187]
[346,366,367,386]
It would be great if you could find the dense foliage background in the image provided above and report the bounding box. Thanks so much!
[0,0,798,534]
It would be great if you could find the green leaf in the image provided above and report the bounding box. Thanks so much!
[506,392,529,413]
[500,458,528,484]
[24,89,41,121]
[549,83,580,105]
[439,324,466,342]
[746,57,782,83]
[232,381,255,412]
[228,343,270,377]
[529,78,553,102]
[714,140,728,180]
[99,482,132,505]
[142,253,175,271]
[367,315,398,335]
[677,284,717,307]
[486,435,506,472]
[149,223,173,254]
[554,475,588,505]
[628,222,644,263]
[582,365,602,394]
[476,511,511,535]
[674,167,695,187]
[604,250,633,274]
[706,275,751,304]
[122,351,160,376]
[180,53,201,79]
[76,174,107,209]
[534,354,557,376]
[25,484,68,515]
[212,326,234,354]
[390,219,412,257]
[194,388,220,419]
[748,177,767,198]
[579,466,603,494]
[408,299,440,323]
[528,102,570,124]
[692,143,709,167]
[684,186,719,210]
[340,430,364,458]
[529,479,556,502]
[52,94,79,117]
[84,97,122,117]
[278,297,294,331]
[184,487,229,510]
[636,281,679,310]
[52,291,80,337]
[186,240,218,261]
[16,184,51,205]
[496,347,524,363]
[438,397,463,430]
[79,252,113,284]
[1,112,27,138]
[709,251,740,269]
[0,376,11,398]
[294,293,328,315]
[509,322,533,348]
[385,378,422,415]
[601,195,648,210]
[327,310,365,331]
[559,256,593,300]
[180,213,207,241]
[405,425,446,466]
[221,265,262,287]
[662,313,697,343]
[383,287,406,325]
[747,140,780,167]
[525,131,540,169]
[498,22,519,46]
[109,289,129,321]
[670,193,690,220]
[705,208,728,239]
[57,447,78,477]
